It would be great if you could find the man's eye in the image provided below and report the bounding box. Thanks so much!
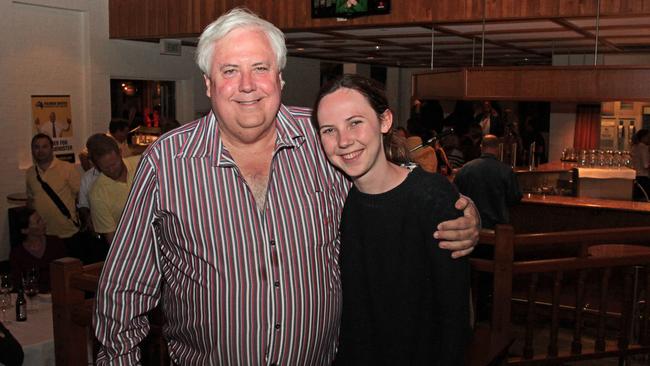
[350,120,363,126]
[254,66,269,73]
[222,69,236,76]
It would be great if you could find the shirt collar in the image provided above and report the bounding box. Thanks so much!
[36,157,60,174]
[481,152,498,159]
[176,104,306,167]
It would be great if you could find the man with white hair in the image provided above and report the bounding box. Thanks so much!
[93,8,480,365]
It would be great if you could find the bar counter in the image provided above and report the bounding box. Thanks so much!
[521,193,650,213]
[511,194,650,233]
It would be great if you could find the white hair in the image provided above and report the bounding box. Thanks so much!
[195,7,287,76]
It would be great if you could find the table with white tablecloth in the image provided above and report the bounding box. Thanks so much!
[2,294,54,366]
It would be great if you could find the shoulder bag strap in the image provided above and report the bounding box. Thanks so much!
[34,166,79,227]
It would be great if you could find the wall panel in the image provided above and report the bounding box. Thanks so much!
[109,0,650,39]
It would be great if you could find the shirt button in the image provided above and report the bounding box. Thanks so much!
[270,240,276,246]
[274,281,280,288]
[275,323,281,330]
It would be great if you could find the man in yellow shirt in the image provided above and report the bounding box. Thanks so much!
[87,134,140,246]
[26,133,81,255]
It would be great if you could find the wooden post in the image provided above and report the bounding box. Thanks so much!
[491,224,514,335]
[51,257,89,366]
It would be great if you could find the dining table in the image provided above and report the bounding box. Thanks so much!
[2,293,55,366]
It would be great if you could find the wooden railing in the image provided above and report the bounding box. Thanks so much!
[50,258,102,365]
[50,258,168,365]
[472,225,650,365]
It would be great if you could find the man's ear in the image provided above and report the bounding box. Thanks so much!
[380,109,393,133]
[279,72,285,90]
[203,74,212,98]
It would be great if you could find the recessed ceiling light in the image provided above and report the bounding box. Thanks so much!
[375,45,380,50]
[297,48,305,51]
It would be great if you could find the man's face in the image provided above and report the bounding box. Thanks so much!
[31,137,53,164]
[203,27,283,144]
[482,101,492,114]
[95,150,125,181]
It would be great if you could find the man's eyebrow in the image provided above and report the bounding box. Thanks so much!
[218,63,238,69]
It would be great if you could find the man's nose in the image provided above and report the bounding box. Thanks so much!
[239,70,255,92]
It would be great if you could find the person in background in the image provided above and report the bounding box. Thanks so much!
[459,124,483,162]
[77,149,101,236]
[405,134,438,173]
[314,74,469,365]
[0,322,23,366]
[9,206,66,293]
[631,129,650,201]
[86,134,140,248]
[442,134,465,169]
[474,101,504,137]
[25,133,82,259]
[521,116,546,165]
[454,134,523,229]
[93,8,479,364]
[107,119,133,157]
[394,126,408,139]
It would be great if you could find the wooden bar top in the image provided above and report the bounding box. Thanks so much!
[521,194,650,213]
[515,162,576,173]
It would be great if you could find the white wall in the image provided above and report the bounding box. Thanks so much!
[0,0,207,260]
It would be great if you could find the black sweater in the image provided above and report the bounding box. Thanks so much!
[335,168,470,366]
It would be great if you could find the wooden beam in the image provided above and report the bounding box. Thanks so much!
[413,65,650,102]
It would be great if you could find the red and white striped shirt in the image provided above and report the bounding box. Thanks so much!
[93,105,350,365]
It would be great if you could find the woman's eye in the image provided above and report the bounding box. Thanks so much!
[320,128,334,135]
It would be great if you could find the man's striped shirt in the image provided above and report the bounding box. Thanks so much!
[93,105,350,365]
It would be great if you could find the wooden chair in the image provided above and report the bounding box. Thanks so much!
[51,257,102,365]
[51,258,169,365]
[470,225,650,365]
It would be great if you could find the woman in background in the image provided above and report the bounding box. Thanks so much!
[313,74,470,365]
[10,207,66,293]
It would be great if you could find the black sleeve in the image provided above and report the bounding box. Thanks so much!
[419,175,471,366]
[0,322,24,366]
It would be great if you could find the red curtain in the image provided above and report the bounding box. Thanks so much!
[574,104,601,150]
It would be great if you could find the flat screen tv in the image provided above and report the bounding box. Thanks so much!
[312,0,391,19]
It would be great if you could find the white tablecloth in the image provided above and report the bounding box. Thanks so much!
[2,294,54,366]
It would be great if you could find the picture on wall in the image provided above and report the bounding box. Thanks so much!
[312,0,390,19]
[31,95,76,162]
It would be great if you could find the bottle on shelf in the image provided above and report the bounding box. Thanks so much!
[15,287,27,321]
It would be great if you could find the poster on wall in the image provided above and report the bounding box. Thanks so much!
[31,95,75,162]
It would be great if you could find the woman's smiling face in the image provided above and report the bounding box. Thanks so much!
[316,87,392,183]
